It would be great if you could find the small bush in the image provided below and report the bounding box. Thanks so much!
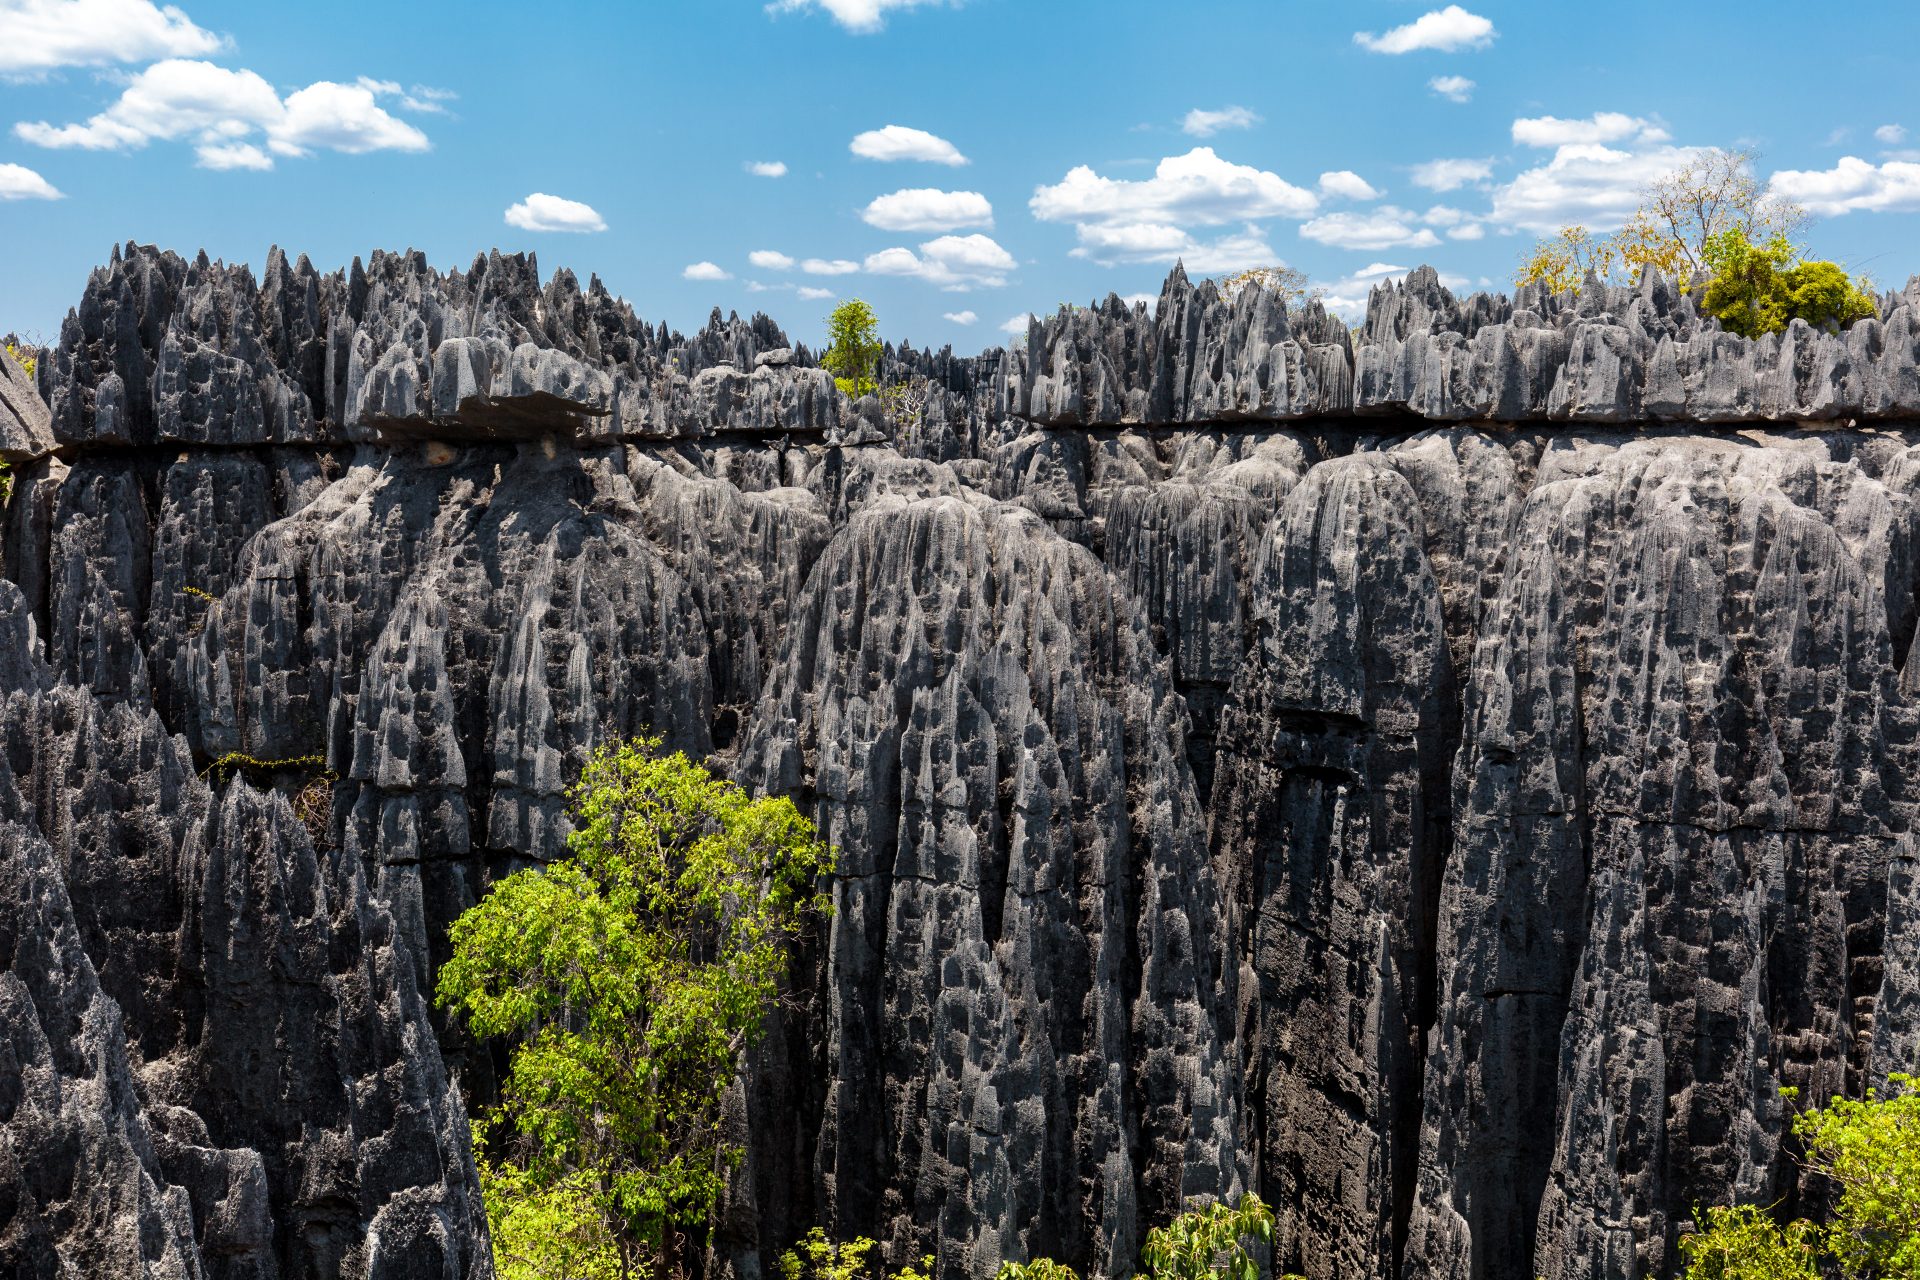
[1699,229,1878,339]
[1141,1194,1282,1280]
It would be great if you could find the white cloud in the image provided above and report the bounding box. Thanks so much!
[1429,75,1475,103]
[1121,292,1158,313]
[749,249,796,269]
[861,187,993,232]
[802,257,861,275]
[765,0,954,33]
[1875,124,1908,145]
[1300,207,1442,251]
[0,162,63,199]
[196,141,270,170]
[1033,147,1317,228]
[1512,111,1668,148]
[505,192,607,233]
[1354,5,1495,54]
[943,309,978,325]
[0,0,224,76]
[1410,157,1493,191]
[14,59,430,165]
[1069,222,1278,272]
[1422,204,1466,226]
[797,286,836,300]
[1182,106,1260,138]
[683,261,732,281]
[746,160,788,177]
[850,124,967,165]
[1492,142,1704,232]
[864,232,1015,289]
[398,84,456,115]
[1447,222,1485,240]
[1319,169,1382,200]
[1768,156,1920,216]
[1001,313,1035,335]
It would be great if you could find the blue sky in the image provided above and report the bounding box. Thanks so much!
[3,0,1918,349]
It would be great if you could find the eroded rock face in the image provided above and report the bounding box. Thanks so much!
[7,248,1920,1280]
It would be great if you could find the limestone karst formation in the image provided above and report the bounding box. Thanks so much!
[4,242,1920,1280]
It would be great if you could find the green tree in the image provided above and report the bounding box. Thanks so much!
[437,737,835,1280]
[1699,228,1878,339]
[993,1261,1080,1280]
[1514,225,1619,296]
[821,299,883,398]
[778,1230,932,1280]
[1141,1194,1282,1280]
[1680,1075,1920,1280]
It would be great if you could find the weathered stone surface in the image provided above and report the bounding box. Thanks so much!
[0,342,53,461]
[11,248,1920,1280]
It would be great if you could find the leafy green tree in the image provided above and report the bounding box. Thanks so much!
[778,1230,932,1280]
[821,299,883,398]
[1514,225,1618,296]
[1699,228,1878,339]
[993,1260,1080,1280]
[1680,1075,1920,1280]
[1141,1194,1281,1280]
[437,737,835,1280]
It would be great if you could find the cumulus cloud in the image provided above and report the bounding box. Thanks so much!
[196,141,270,170]
[1511,111,1668,148]
[943,310,978,325]
[863,232,1015,289]
[861,187,993,232]
[749,249,796,269]
[0,0,223,77]
[1492,142,1704,232]
[746,160,788,177]
[0,161,63,199]
[850,124,967,165]
[1354,5,1495,54]
[802,257,861,275]
[1033,148,1317,271]
[1182,106,1260,138]
[1001,313,1035,335]
[1875,124,1908,145]
[1768,156,1920,216]
[797,286,836,300]
[683,261,732,281]
[1319,169,1382,200]
[1299,207,1441,251]
[1034,147,1317,227]
[14,59,430,167]
[1410,157,1493,191]
[765,0,954,33]
[1429,75,1474,103]
[505,193,607,233]
[1447,222,1485,240]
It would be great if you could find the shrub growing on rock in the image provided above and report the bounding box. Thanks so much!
[822,298,882,398]
[1699,228,1878,338]
[438,736,834,1280]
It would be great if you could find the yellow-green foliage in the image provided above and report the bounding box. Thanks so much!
[1681,1075,1920,1279]
[202,751,328,780]
[438,736,834,1279]
[4,342,32,380]
[476,1136,624,1280]
[1141,1194,1281,1280]
[1699,228,1878,339]
[821,299,882,398]
[779,1231,931,1280]
[994,1260,1081,1280]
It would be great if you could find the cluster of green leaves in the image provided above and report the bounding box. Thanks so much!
[4,341,33,380]
[993,1260,1080,1280]
[1681,1075,1920,1279]
[1699,228,1879,339]
[821,299,882,398]
[779,1230,931,1280]
[1141,1194,1280,1280]
[439,736,834,1280]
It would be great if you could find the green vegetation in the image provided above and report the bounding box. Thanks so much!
[779,1230,931,1280]
[1,342,28,501]
[821,298,883,398]
[1141,1194,1282,1280]
[5,341,33,381]
[1698,229,1879,339]
[993,1260,1081,1280]
[438,736,834,1280]
[1681,1075,1920,1279]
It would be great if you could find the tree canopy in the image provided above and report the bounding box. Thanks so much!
[437,736,834,1280]
[821,298,883,398]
